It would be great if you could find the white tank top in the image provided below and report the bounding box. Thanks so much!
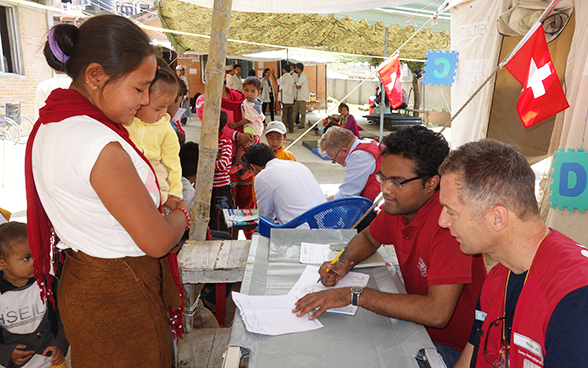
[32,116,160,258]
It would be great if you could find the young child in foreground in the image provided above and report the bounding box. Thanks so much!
[0,222,68,368]
[265,121,296,161]
[125,57,183,212]
[229,76,264,165]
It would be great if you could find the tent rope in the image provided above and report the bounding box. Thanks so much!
[286,7,444,149]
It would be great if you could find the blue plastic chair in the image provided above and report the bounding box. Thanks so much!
[258,196,373,237]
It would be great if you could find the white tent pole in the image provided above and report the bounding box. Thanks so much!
[379,27,389,141]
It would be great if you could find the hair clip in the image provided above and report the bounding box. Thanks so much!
[48,28,70,63]
[157,65,161,70]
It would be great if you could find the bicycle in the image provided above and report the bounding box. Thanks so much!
[0,102,35,142]
[0,115,20,144]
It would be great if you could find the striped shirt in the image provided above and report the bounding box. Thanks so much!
[213,134,233,187]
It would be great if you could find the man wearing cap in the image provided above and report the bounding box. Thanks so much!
[245,144,324,225]
[225,65,238,90]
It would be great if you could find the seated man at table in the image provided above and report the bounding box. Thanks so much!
[439,140,588,368]
[294,125,487,367]
[318,126,382,230]
[244,143,325,225]
[318,126,382,203]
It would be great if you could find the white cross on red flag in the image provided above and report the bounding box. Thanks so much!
[504,22,569,128]
[377,55,403,109]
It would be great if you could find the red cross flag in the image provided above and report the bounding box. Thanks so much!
[504,22,569,128]
[377,55,403,109]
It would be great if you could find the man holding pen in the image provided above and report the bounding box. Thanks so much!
[293,126,487,367]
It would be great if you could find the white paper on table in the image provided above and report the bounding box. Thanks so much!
[300,242,386,269]
[300,242,332,264]
[232,292,323,336]
[171,108,186,123]
[288,265,370,316]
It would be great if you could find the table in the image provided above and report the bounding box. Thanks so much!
[178,239,251,330]
[306,101,321,113]
[224,229,435,367]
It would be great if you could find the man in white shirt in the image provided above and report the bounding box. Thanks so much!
[292,63,309,129]
[232,64,243,92]
[278,64,296,133]
[34,71,72,120]
[244,143,325,225]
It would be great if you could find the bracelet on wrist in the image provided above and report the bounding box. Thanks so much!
[174,207,191,231]
[338,259,355,271]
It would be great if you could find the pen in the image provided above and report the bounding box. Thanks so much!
[317,246,347,283]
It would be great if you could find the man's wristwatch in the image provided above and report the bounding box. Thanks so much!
[351,286,363,306]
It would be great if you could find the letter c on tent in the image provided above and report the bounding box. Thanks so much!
[433,58,450,79]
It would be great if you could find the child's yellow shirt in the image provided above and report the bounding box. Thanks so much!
[124,114,183,199]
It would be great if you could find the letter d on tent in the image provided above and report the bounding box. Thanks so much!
[559,162,587,197]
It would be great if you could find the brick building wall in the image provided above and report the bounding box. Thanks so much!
[0,5,51,117]
[1,5,51,187]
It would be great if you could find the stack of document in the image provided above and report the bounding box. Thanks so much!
[233,265,370,336]
[288,265,369,315]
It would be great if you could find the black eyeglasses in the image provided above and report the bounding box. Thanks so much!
[374,171,423,189]
[483,316,510,368]
[331,147,342,164]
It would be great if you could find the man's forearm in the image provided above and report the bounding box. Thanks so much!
[359,284,463,328]
[340,229,380,266]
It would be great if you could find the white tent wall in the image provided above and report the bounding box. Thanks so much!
[544,0,588,245]
[449,0,510,147]
[450,0,588,244]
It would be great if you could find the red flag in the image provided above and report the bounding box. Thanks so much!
[377,56,403,109]
[504,22,569,128]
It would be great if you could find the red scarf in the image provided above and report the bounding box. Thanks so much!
[25,88,184,338]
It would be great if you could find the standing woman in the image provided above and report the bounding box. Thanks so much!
[260,68,276,123]
[25,15,189,367]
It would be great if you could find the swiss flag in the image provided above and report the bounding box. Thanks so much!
[377,56,403,109]
[504,22,569,128]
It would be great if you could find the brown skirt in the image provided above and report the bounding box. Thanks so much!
[59,249,172,368]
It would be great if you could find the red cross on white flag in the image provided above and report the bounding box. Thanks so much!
[377,55,403,109]
[504,22,569,128]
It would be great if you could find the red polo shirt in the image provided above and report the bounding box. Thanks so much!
[369,191,486,351]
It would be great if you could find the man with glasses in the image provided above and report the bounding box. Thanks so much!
[438,139,588,368]
[295,125,487,367]
[318,126,383,203]
[244,143,325,225]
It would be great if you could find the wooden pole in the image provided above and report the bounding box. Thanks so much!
[189,0,232,240]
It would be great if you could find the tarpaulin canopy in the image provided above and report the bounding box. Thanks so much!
[158,0,450,58]
[173,0,440,15]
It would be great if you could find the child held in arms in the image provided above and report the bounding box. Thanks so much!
[264,121,296,161]
[0,222,68,368]
[229,76,264,165]
[125,57,183,213]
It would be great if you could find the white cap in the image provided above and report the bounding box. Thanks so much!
[265,121,287,135]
